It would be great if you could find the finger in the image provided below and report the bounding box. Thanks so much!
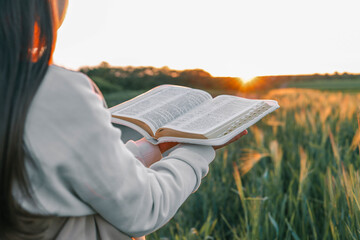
[159,142,178,153]
[216,129,248,150]
[166,142,178,149]
[231,130,248,142]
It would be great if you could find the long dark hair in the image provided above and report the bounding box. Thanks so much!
[0,0,56,237]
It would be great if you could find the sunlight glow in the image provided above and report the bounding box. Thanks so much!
[240,74,257,84]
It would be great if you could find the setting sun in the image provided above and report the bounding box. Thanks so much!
[240,74,257,84]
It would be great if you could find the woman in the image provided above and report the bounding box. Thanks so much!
[0,0,247,239]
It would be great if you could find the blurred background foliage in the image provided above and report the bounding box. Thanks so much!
[82,62,360,239]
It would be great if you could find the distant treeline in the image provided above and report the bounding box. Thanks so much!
[80,62,242,94]
[80,62,360,93]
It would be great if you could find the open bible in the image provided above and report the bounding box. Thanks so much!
[110,85,279,146]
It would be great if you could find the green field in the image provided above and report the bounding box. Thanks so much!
[104,90,146,107]
[105,88,360,239]
[287,80,360,91]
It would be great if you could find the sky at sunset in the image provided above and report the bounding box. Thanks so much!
[53,0,360,81]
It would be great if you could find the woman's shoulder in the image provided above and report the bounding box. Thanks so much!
[32,64,101,109]
[48,64,84,77]
[46,64,92,90]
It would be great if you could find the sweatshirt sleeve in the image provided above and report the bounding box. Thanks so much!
[68,86,215,237]
[24,67,216,237]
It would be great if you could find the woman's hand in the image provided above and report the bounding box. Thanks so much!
[213,130,248,150]
[158,142,179,154]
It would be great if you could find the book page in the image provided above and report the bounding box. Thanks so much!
[163,95,261,135]
[111,85,212,133]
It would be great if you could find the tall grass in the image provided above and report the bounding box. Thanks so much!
[148,89,360,240]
